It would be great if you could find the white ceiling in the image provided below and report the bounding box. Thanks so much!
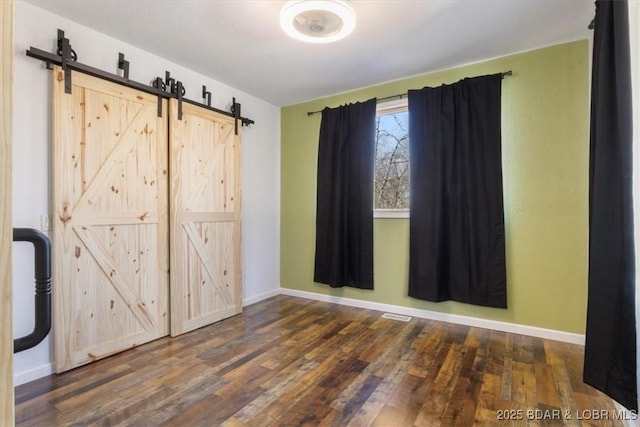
[26,0,594,107]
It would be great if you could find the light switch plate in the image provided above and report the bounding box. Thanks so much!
[40,214,51,231]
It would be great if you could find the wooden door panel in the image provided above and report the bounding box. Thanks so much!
[53,67,169,372]
[170,100,242,336]
[70,225,162,363]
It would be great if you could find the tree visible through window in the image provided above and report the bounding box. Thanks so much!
[375,101,409,209]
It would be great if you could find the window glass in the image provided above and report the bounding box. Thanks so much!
[375,100,409,210]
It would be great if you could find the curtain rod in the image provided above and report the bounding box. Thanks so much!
[306,70,513,116]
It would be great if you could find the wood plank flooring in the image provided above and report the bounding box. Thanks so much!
[15,295,624,426]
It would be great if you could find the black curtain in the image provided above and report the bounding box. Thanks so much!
[408,75,506,308]
[314,99,377,289]
[584,0,637,411]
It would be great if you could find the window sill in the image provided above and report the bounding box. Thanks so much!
[374,209,410,219]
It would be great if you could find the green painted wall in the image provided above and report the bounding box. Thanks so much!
[280,40,590,334]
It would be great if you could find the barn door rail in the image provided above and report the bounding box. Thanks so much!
[13,228,52,353]
[26,29,254,134]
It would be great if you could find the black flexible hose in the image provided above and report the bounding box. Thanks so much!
[13,228,52,353]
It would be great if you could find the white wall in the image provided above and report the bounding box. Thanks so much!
[12,0,280,385]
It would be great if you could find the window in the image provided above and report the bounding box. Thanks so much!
[374,98,409,217]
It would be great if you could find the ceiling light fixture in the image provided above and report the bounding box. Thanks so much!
[280,0,356,44]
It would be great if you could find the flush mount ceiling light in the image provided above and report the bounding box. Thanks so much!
[280,0,356,44]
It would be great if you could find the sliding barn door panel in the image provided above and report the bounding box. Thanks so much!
[169,99,242,336]
[53,67,169,372]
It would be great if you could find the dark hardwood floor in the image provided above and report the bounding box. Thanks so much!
[15,295,622,426]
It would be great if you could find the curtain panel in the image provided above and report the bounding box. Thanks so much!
[407,74,507,308]
[314,99,377,289]
[584,0,637,411]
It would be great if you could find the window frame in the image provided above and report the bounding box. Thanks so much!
[374,97,410,219]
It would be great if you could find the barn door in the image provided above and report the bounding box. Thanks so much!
[169,99,242,336]
[52,67,169,372]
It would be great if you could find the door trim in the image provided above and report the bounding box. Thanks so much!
[1,1,14,425]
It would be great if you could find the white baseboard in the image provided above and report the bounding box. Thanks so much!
[613,401,640,426]
[279,288,585,345]
[14,363,53,386]
[243,288,281,307]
